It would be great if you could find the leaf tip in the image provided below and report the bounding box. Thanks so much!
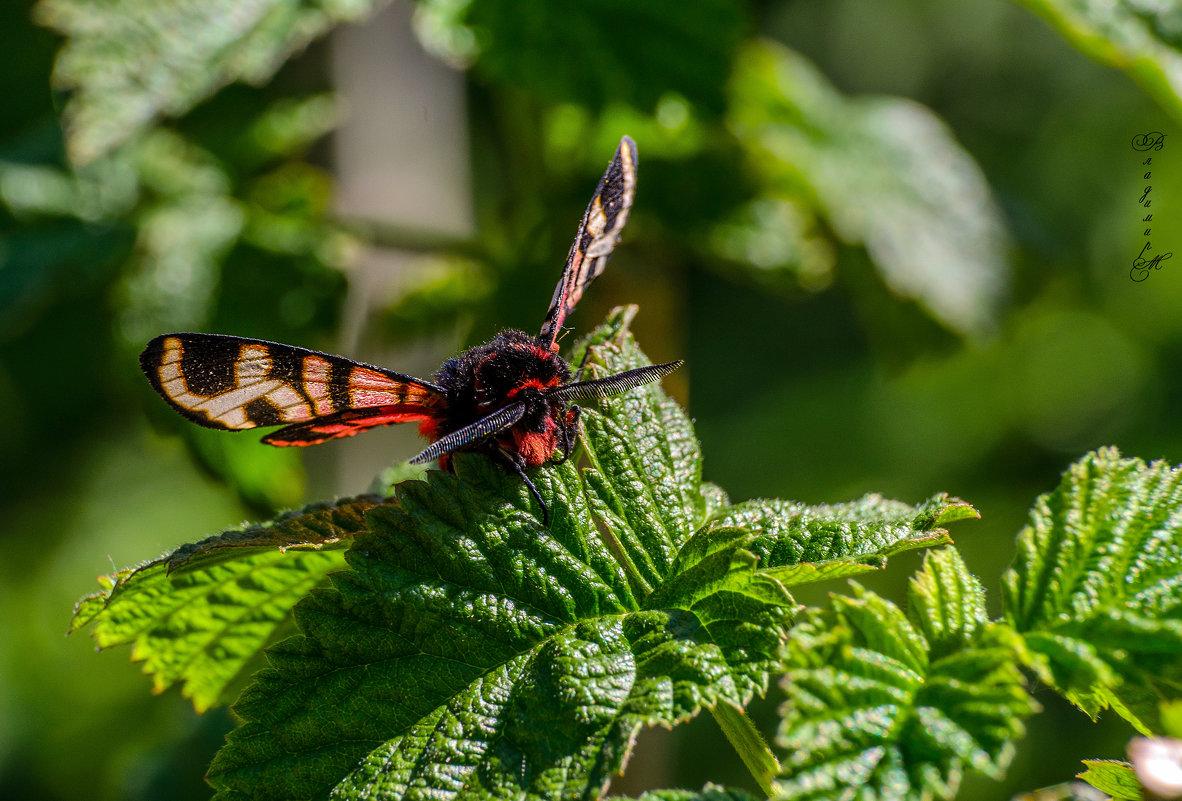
[935,498,980,525]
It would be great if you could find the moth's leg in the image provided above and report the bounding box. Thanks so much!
[496,446,549,525]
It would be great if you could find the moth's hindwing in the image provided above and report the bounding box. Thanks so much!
[140,334,444,438]
[538,135,637,349]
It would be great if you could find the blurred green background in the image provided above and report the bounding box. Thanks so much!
[3,0,1180,798]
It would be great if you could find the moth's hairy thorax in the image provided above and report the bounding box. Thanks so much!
[434,329,572,437]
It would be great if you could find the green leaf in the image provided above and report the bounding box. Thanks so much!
[413,0,745,115]
[776,549,1038,801]
[206,310,798,800]
[578,306,710,594]
[101,307,974,799]
[908,546,988,660]
[1001,447,1182,732]
[1077,759,1143,800]
[110,118,348,347]
[608,785,762,801]
[727,40,1008,336]
[1019,0,1182,124]
[207,455,792,800]
[708,494,976,588]
[240,93,345,161]
[37,0,385,163]
[70,495,378,711]
[109,129,243,341]
[163,495,381,572]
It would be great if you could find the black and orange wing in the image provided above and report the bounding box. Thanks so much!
[139,333,445,446]
[537,135,637,351]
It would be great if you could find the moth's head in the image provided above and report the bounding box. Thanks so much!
[472,330,570,409]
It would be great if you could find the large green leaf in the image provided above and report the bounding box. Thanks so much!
[71,495,378,711]
[726,40,1008,336]
[36,0,386,163]
[776,549,1038,801]
[707,494,976,587]
[1001,447,1182,733]
[202,309,977,800]
[1019,0,1182,123]
[206,453,794,800]
[206,310,797,799]
[577,306,710,595]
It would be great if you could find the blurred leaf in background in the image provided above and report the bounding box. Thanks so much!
[1020,0,1182,122]
[36,0,389,163]
[726,39,1009,337]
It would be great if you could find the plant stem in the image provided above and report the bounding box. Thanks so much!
[712,702,780,798]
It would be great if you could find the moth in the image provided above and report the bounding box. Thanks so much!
[141,136,682,521]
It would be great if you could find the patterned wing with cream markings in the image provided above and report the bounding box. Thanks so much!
[538,135,637,351]
[140,333,445,442]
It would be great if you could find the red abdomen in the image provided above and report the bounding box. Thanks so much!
[510,428,559,468]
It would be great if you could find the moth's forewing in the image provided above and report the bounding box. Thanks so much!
[140,333,444,441]
[537,136,637,350]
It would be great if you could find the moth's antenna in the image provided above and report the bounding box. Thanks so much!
[410,402,526,464]
[552,361,682,402]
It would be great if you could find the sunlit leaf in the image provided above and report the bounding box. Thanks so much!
[908,545,988,659]
[242,93,345,161]
[1001,447,1182,733]
[710,494,975,587]
[1078,759,1143,800]
[777,549,1038,801]
[200,308,981,800]
[70,496,379,711]
[206,311,798,799]
[164,495,381,571]
[37,0,387,163]
[727,40,1009,336]
[1019,0,1182,123]
[577,306,711,595]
